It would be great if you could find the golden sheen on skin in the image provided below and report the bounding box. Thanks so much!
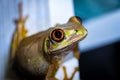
[11,16,87,80]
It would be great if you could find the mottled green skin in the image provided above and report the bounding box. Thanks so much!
[14,16,88,80]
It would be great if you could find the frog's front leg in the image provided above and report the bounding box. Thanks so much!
[45,57,63,80]
[73,44,80,60]
[45,63,59,80]
[62,66,79,80]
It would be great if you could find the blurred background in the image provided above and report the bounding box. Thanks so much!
[0,0,120,80]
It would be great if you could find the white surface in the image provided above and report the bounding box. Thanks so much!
[48,0,74,26]
[56,58,80,80]
[22,0,50,36]
[80,9,120,52]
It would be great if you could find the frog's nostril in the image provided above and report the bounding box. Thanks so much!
[75,29,78,32]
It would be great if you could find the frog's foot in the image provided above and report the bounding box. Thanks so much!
[62,66,79,80]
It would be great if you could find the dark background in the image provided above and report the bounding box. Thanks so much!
[80,41,119,80]
[73,0,120,79]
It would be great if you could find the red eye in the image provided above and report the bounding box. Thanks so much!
[51,29,64,42]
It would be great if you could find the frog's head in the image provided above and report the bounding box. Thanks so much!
[44,16,87,57]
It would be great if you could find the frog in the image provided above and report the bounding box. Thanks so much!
[12,16,87,80]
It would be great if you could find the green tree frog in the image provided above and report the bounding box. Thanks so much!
[12,16,87,80]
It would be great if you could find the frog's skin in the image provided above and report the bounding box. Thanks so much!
[13,16,87,80]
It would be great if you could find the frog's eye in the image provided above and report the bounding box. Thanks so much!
[68,16,82,24]
[51,29,64,42]
[75,16,82,24]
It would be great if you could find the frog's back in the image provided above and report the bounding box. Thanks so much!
[13,31,50,79]
[18,31,45,47]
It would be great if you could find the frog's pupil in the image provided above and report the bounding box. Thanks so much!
[55,31,62,39]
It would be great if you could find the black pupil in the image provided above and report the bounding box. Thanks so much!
[55,31,62,39]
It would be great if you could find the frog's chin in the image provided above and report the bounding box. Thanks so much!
[49,39,79,55]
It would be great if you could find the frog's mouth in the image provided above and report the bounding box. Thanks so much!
[50,32,87,55]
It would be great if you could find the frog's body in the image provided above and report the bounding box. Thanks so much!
[12,16,87,80]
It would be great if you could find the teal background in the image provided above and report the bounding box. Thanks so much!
[73,0,120,20]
